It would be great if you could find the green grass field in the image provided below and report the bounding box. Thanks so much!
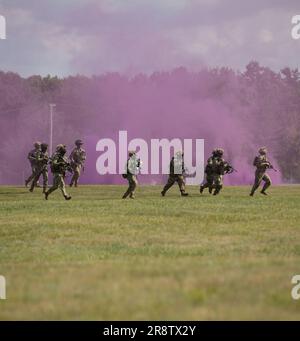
[1,184,300,320]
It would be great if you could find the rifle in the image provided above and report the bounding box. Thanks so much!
[269,164,278,172]
[63,162,73,178]
[50,155,73,176]
[225,164,238,174]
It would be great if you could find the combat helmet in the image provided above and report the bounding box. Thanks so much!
[41,143,48,152]
[56,144,66,154]
[216,148,224,156]
[75,139,83,146]
[259,147,267,155]
[34,141,41,149]
[213,148,224,157]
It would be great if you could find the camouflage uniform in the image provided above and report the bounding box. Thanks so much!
[161,152,188,196]
[122,152,140,199]
[250,147,272,196]
[69,139,86,187]
[200,149,233,195]
[29,143,49,193]
[25,142,41,187]
[200,152,217,194]
[45,144,72,200]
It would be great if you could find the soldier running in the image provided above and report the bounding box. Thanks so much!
[69,139,86,187]
[44,144,72,200]
[122,151,141,199]
[250,147,274,196]
[29,143,49,193]
[161,151,189,197]
[25,142,41,187]
[200,149,218,195]
[200,148,235,196]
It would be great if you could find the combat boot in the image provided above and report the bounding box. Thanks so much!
[64,195,72,200]
[199,185,204,194]
[260,190,268,196]
[44,192,49,200]
[181,191,188,197]
[161,191,165,197]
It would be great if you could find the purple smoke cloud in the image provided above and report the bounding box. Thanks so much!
[0,66,286,186]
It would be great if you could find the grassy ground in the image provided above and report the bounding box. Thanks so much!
[1,184,300,320]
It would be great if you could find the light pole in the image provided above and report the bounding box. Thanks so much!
[49,103,56,156]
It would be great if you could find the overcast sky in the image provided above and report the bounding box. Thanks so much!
[0,0,299,77]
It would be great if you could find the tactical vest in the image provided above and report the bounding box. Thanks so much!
[71,148,86,164]
[254,155,269,171]
[50,155,68,174]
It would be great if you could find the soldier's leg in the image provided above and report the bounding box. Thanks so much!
[25,165,36,187]
[123,175,133,198]
[57,174,71,199]
[32,165,41,187]
[74,165,81,187]
[250,172,263,196]
[25,174,33,187]
[177,175,188,196]
[29,169,42,192]
[45,174,59,199]
[161,176,176,196]
[261,174,271,194]
[200,175,213,194]
[70,165,75,186]
[129,176,138,198]
[42,169,48,193]
[213,175,223,195]
[70,165,80,187]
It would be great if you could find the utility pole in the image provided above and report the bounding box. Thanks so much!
[49,103,56,156]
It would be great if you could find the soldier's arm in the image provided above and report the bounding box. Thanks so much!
[52,155,63,166]
[207,157,213,165]
[253,157,260,167]
[69,149,75,162]
[181,160,185,173]
[28,151,36,161]
[42,154,49,163]
[33,151,41,162]
[224,162,234,173]
[169,159,174,174]
[261,162,271,168]
[82,150,86,161]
